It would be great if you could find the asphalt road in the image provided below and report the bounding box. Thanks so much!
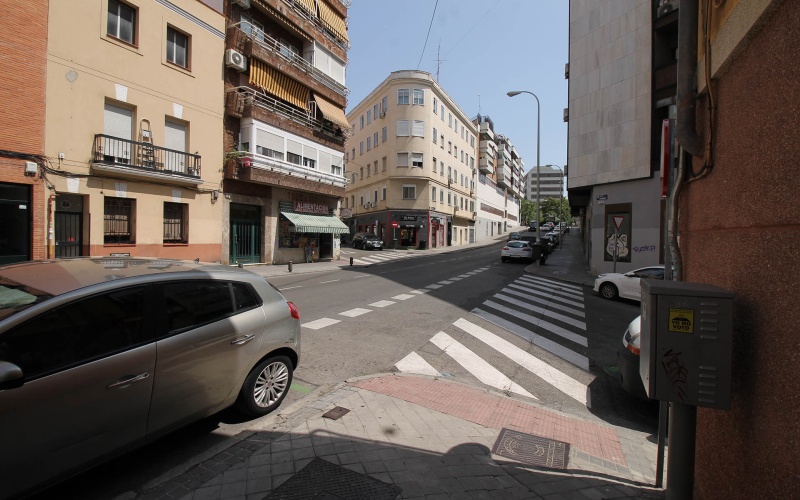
[33,241,657,499]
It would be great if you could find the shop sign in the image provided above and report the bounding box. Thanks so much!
[294,201,329,214]
[430,217,442,224]
[401,215,417,221]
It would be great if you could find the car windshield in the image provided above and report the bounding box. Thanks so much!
[507,241,527,248]
[363,234,379,240]
[0,278,53,321]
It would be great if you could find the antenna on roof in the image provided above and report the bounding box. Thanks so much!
[435,40,446,82]
[478,94,481,115]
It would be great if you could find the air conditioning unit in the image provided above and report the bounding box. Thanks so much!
[225,49,247,72]
[364,203,370,209]
[232,0,250,8]
[379,109,386,118]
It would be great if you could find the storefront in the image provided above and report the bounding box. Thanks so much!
[277,201,348,263]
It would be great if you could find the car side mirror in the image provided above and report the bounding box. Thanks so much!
[0,361,24,390]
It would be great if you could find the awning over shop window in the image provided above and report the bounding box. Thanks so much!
[281,212,349,234]
[316,0,349,44]
[313,94,350,130]
[249,58,310,109]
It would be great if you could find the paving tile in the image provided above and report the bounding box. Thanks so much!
[394,481,424,498]
[245,465,271,480]
[269,460,294,476]
[341,462,366,475]
[244,476,272,495]
[363,460,388,474]
[192,485,221,500]
[222,468,247,484]
[269,450,293,464]
[219,480,246,499]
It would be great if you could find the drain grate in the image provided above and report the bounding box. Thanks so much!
[491,428,569,469]
[265,458,401,500]
[322,406,350,420]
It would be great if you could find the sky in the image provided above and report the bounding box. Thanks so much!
[344,0,569,174]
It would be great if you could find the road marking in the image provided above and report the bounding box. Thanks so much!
[319,279,339,284]
[339,308,371,317]
[353,275,369,278]
[518,276,583,299]
[495,292,587,329]
[523,275,584,292]
[430,332,537,399]
[438,280,453,285]
[369,300,395,308]
[502,287,586,317]
[454,318,590,406]
[426,284,443,289]
[449,277,462,281]
[471,308,590,370]
[301,318,341,330]
[482,299,588,346]
[507,283,585,310]
[392,294,415,301]
[279,286,303,290]
[410,289,430,294]
[395,352,442,377]
[457,274,471,278]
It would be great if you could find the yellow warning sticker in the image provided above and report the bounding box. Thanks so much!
[668,308,694,334]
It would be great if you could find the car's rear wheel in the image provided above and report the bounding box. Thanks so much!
[599,282,619,300]
[235,355,293,417]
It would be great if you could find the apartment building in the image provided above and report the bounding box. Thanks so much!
[0,2,48,264]
[566,0,673,275]
[43,0,226,261]
[223,0,350,265]
[344,70,477,249]
[523,164,563,204]
[472,115,523,241]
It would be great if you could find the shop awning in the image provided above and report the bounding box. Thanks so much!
[316,0,349,44]
[281,212,349,234]
[313,94,350,130]
[249,58,310,109]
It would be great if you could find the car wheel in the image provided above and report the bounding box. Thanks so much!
[235,355,293,417]
[378,247,383,251]
[501,257,507,263]
[599,282,619,300]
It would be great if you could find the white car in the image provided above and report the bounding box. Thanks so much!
[593,265,665,300]
[501,241,535,263]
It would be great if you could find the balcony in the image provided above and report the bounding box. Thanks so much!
[479,140,496,157]
[236,151,347,190]
[280,0,350,51]
[479,122,494,140]
[479,157,494,174]
[235,24,349,101]
[496,169,511,189]
[91,135,202,186]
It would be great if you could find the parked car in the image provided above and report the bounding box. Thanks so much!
[0,258,301,498]
[352,232,383,250]
[545,231,560,247]
[528,221,538,231]
[501,241,536,263]
[517,236,548,264]
[508,232,522,241]
[617,315,648,399]
[593,265,665,301]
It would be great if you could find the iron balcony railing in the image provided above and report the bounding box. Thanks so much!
[92,135,201,178]
[236,23,349,97]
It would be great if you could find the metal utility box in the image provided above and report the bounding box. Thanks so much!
[639,280,734,409]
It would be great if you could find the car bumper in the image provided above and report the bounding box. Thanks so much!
[617,346,648,400]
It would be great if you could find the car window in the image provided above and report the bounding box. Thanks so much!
[232,282,261,311]
[163,281,235,334]
[507,241,527,248]
[635,268,664,279]
[0,286,149,380]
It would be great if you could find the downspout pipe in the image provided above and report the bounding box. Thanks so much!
[676,0,705,157]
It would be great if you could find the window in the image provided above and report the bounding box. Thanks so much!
[366,136,371,151]
[374,132,379,147]
[397,120,410,136]
[164,202,188,244]
[397,152,409,167]
[351,195,354,207]
[288,151,301,164]
[374,161,378,174]
[402,185,416,199]
[240,13,264,41]
[374,190,378,202]
[433,128,437,144]
[366,163,371,177]
[448,141,452,154]
[166,27,189,69]
[470,135,475,147]
[360,167,363,179]
[351,147,355,159]
[470,156,475,168]
[413,89,424,105]
[163,281,236,334]
[432,157,437,170]
[440,190,444,203]
[373,104,379,119]
[104,197,135,244]
[412,120,424,137]
[454,146,458,158]
[2,286,148,380]
[382,156,387,171]
[107,0,136,45]
[440,134,444,148]
[351,173,356,183]
[381,96,388,114]
[359,141,364,154]
[448,113,452,127]
[382,187,386,200]
[448,192,452,205]
[411,152,423,168]
[441,105,445,118]
[367,110,372,124]
[360,115,364,129]
[440,161,444,175]
[433,97,438,113]
[448,166,452,180]
[382,126,387,142]
[455,120,458,133]
[398,89,410,105]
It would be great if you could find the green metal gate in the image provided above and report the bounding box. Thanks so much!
[230,204,261,264]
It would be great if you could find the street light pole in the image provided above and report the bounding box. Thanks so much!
[507,90,540,235]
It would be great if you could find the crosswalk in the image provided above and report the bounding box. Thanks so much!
[395,274,594,407]
[340,249,421,266]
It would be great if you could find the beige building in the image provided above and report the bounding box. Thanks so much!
[345,70,477,249]
[43,0,226,261]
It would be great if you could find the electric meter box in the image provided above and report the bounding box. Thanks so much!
[639,280,734,409]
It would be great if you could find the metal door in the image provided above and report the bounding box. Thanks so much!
[0,183,30,264]
[55,212,82,257]
[230,204,261,264]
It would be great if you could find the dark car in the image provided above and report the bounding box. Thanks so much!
[508,232,522,241]
[517,236,548,264]
[352,232,383,250]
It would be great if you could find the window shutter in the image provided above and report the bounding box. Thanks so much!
[412,120,425,137]
[164,121,187,152]
[397,120,410,136]
[256,129,283,152]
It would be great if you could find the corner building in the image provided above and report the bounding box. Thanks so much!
[223,0,350,265]
[345,70,477,249]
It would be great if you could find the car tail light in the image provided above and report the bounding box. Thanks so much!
[502,246,509,250]
[626,330,641,356]
[287,301,300,320]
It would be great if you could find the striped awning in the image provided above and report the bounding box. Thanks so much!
[316,0,349,44]
[313,94,350,130]
[249,59,310,109]
[281,212,349,234]
[295,0,316,16]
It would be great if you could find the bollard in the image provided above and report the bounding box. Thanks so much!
[350,256,353,266]
[288,261,293,272]
[238,262,243,268]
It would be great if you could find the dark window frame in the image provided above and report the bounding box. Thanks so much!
[107,0,137,46]
[166,25,190,70]
[163,202,189,244]
[104,197,135,244]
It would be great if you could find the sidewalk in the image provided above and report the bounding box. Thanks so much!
[129,229,666,499]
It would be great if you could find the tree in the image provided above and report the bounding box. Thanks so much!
[539,197,572,224]
[520,199,537,224]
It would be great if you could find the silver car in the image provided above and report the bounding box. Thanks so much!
[0,258,301,498]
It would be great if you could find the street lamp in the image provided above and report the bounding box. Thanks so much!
[507,90,540,233]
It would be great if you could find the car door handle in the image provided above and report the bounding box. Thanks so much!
[107,372,150,389]
[231,334,256,345]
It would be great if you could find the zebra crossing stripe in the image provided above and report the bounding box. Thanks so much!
[481,300,588,346]
[301,317,341,330]
[339,308,371,318]
[521,275,584,292]
[453,318,590,406]
[495,292,587,329]
[430,332,537,399]
[392,294,415,300]
[426,284,443,289]
[471,308,590,370]
[516,277,583,301]
[502,286,586,317]
[395,352,442,377]
[369,300,395,308]
[507,283,585,310]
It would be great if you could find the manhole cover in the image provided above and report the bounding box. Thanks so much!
[322,406,350,420]
[491,428,569,469]
[265,458,401,500]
